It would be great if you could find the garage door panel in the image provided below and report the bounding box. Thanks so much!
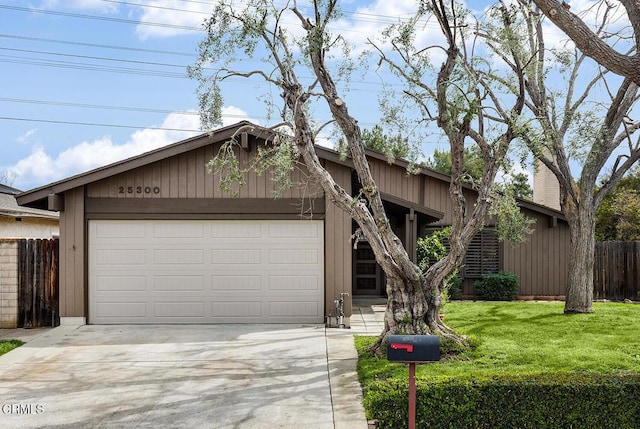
[94,222,146,239]
[268,249,319,265]
[268,301,320,317]
[268,222,320,238]
[96,302,147,318]
[211,301,263,318]
[268,275,320,290]
[154,248,205,264]
[211,249,262,265]
[95,248,147,265]
[211,275,262,290]
[155,302,204,318]
[154,275,204,291]
[96,276,147,292]
[211,223,262,238]
[90,220,324,324]
[153,222,204,238]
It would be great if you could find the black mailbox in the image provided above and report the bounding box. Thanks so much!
[387,335,440,362]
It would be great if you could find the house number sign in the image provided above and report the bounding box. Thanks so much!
[118,186,161,194]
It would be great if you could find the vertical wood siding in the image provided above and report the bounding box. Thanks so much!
[502,210,569,297]
[59,187,85,318]
[86,142,322,200]
[367,158,422,204]
[324,161,353,316]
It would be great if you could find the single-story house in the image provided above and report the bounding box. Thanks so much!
[0,183,59,239]
[16,122,569,326]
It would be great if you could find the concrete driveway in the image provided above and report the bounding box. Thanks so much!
[0,325,367,429]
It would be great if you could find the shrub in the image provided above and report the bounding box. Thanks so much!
[473,271,519,301]
[445,273,463,300]
[0,340,23,357]
[364,373,640,429]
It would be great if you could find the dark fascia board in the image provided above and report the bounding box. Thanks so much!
[379,192,443,220]
[16,121,266,208]
[16,121,566,222]
[517,199,564,218]
[315,145,566,222]
[314,145,453,184]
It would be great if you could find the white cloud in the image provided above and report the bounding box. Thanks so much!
[134,0,214,39]
[16,129,36,145]
[8,106,256,190]
[330,0,445,56]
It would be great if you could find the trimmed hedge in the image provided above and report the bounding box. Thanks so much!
[474,271,519,301]
[364,373,640,429]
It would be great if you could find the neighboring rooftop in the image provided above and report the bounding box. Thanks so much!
[0,185,59,220]
[0,183,22,195]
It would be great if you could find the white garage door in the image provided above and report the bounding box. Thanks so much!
[89,220,324,324]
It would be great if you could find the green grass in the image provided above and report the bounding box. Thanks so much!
[0,339,24,357]
[357,301,640,385]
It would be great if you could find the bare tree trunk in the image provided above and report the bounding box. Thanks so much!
[564,204,596,313]
[384,275,427,334]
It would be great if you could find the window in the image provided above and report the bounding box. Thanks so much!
[422,227,499,278]
[464,229,499,278]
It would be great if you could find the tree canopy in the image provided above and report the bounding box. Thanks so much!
[360,125,410,160]
[491,0,640,313]
[532,0,640,85]
[595,168,640,241]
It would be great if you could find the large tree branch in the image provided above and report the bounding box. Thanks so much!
[292,1,419,281]
[582,79,639,186]
[531,0,640,84]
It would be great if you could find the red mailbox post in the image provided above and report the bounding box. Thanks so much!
[387,335,440,429]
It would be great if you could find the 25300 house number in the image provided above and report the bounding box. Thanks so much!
[118,186,161,194]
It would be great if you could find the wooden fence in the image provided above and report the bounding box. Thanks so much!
[594,241,640,301]
[17,239,59,328]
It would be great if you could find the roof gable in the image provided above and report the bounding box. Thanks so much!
[16,121,563,219]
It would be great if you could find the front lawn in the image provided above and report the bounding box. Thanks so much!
[357,301,640,428]
[0,339,24,357]
[358,301,640,381]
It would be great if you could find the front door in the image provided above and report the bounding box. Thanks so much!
[353,241,385,295]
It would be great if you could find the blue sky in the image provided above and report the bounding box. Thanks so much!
[0,0,611,191]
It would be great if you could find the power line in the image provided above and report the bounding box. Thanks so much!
[0,47,189,69]
[0,97,200,116]
[0,55,187,78]
[0,34,194,57]
[100,0,212,16]
[0,50,404,90]
[0,5,204,32]
[0,3,438,37]
[0,116,204,132]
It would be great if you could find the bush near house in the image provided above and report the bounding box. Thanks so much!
[364,373,640,429]
[473,271,519,301]
[0,340,23,357]
[357,302,640,429]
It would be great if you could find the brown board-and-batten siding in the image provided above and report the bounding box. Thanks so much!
[323,160,353,316]
[59,187,85,320]
[502,209,569,298]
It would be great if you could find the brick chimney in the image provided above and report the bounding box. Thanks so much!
[533,159,561,210]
